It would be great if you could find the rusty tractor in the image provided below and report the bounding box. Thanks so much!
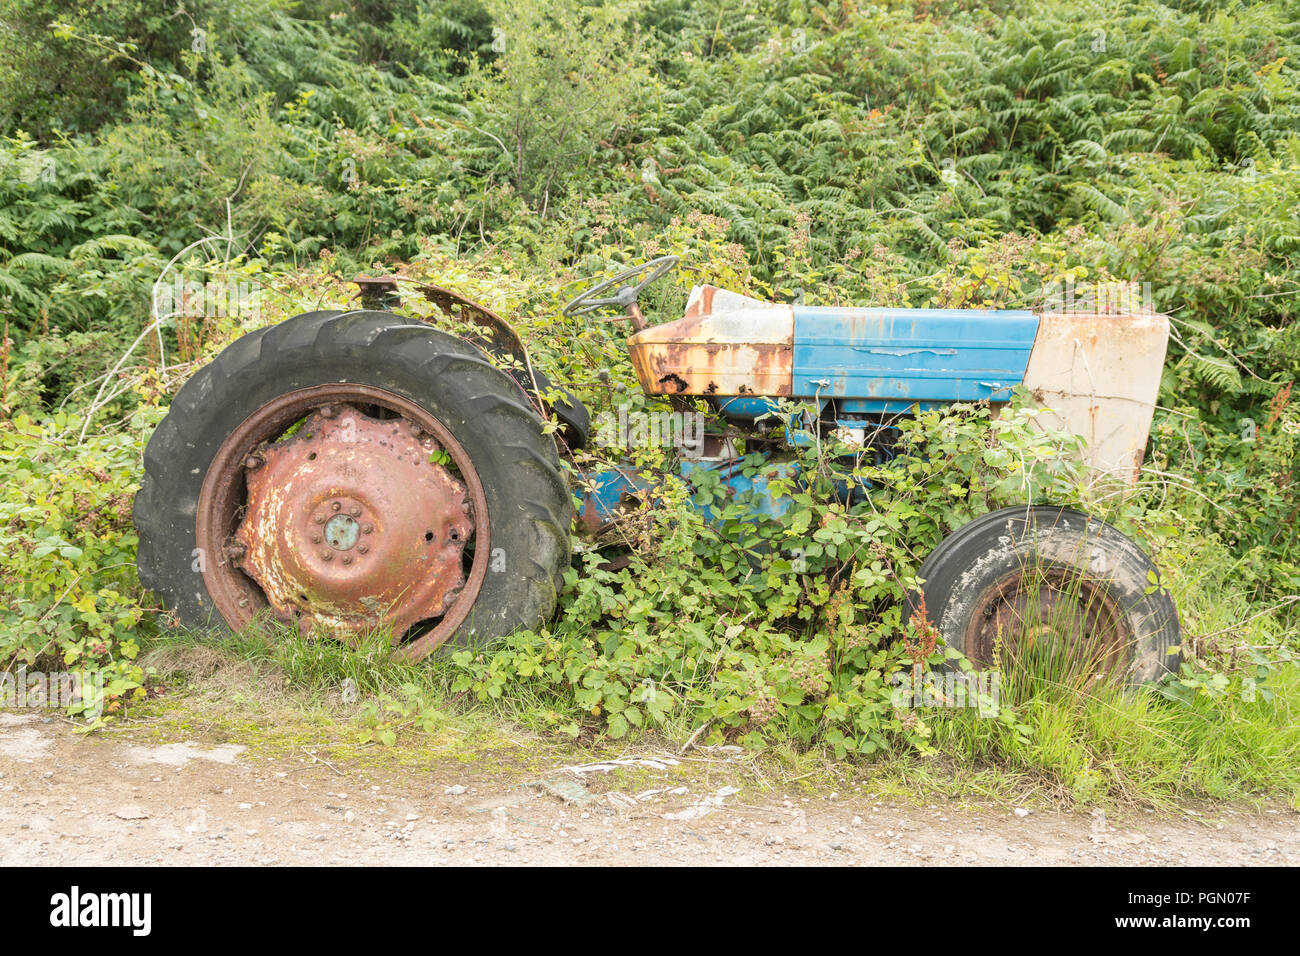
[134,257,1180,685]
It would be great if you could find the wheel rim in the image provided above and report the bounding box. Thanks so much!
[196,384,490,657]
[962,565,1132,679]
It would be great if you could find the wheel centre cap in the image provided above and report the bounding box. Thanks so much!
[324,514,360,551]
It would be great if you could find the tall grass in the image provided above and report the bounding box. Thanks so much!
[926,552,1300,808]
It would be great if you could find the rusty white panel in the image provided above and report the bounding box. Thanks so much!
[1023,311,1170,483]
[684,284,782,315]
[628,287,793,396]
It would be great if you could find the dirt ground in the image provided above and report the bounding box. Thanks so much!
[1,710,1296,866]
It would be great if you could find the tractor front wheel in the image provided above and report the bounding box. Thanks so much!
[909,505,1180,688]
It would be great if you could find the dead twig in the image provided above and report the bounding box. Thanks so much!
[301,746,347,776]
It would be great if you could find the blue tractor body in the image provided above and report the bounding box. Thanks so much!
[790,306,1039,410]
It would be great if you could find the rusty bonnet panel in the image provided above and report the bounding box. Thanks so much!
[626,285,794,396]
[627,288,1040,405]
[624,286,1169,487]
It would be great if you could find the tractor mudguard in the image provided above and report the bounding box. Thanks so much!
[358,277,589,448]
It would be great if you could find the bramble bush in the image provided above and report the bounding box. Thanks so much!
[447,395,1087,753]
[0,404,163,719]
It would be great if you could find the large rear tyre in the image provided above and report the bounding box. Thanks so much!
[134,310,572,657]
[909,505,1180,688]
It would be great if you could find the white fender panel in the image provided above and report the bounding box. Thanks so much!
[1023,311,1170,483]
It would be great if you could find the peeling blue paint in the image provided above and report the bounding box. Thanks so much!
[711,395,783,420]
[792,306,1038,402]
[860,347,958,357]
[578,468,655,523]
[679,457,794,521]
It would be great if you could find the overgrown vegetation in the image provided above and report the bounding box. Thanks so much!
[1,0,1297,805]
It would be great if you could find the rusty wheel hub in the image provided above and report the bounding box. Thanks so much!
[233,405,473,635]
[196,384,490,652]
[964,566,1130,676]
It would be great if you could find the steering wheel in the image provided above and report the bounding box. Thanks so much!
[561,255,680,318]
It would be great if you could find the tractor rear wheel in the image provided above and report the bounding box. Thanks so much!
[909,505,1180,688]
[134,309,572,657]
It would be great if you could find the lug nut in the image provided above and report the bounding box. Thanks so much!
[358,545,369,555]
[320,550,333,561]
[341,555,353,566]
[314,513,326,525]
[331,501,342,512]
[408,421,423,438]
[349,506,362,517]
[310,533,322,544]
[361,524,373,535]
[243,454,263,470]
[237,597,249,608]
[223,543,246,561]
[319,404,338,419]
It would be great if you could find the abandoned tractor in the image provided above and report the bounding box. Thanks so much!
[134,256,1180,685]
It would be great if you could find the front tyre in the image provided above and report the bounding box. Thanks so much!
[909,505,1180,688]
